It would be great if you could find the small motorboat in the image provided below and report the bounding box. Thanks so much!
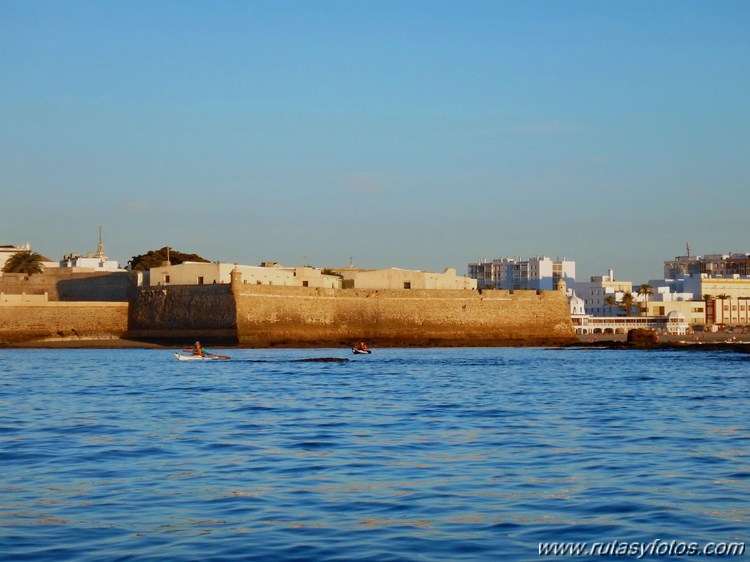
[173,352,230,361]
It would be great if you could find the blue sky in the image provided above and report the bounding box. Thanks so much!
[1,0,748,283]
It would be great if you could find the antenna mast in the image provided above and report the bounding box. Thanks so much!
[97,225,105,258]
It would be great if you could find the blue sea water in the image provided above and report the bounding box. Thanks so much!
[0,347,748,561]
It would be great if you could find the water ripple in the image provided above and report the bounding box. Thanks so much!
[0,347,748,560]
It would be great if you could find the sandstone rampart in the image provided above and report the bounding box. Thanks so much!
[127,284,237,341]
[232,285,574,347]
[0,302,128,345]
[0,270,131,301]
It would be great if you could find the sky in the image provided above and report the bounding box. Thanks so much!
[1,0,748,283]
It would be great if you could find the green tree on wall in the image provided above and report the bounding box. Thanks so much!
[128,247,210,271]
[2,251,45,275]
[321,269,343,278]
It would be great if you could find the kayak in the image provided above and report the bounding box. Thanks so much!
[173,352,231,361]
[352,348,371,355]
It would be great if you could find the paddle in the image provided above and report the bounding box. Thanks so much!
[181,346,229,359]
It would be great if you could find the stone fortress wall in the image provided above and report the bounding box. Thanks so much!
[127,284,237,342]
[1,271,576,347]
[0,301,128,344]
[231,284,574,347]
[0,270,131,301]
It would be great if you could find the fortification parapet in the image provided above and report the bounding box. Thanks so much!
[0,302,128,344]
[231,285,574,347]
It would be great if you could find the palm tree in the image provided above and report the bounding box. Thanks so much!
[2,251,45,275]
[637,284,653,316]
[604,295,617,316]
[702,294,715,325]
[619,292,636,317]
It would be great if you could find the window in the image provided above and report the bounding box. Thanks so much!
[165,275,170,283]
[302,281,309,287]
[404,282,411,289]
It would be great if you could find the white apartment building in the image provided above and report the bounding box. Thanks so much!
[0,244,31,271]
[568,290,690,334]
[468,256,575,291]
[60,252,121,271]
[572,270,633,317]
[0,243,58,271]
[59,229,121,271]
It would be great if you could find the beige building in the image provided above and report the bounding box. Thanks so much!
[148,262,341,289]
[150,262,477,291]
[697,278,750,326]
[340,267,477,291]
[651,275,750,326]
[642,299,706,327]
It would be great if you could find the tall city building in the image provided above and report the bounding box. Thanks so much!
[664,252,750,279]
[468,256,575,291]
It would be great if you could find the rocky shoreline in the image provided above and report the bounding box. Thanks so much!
[567,331,750,353]
[2,335,749,353]
[564,340,750,353]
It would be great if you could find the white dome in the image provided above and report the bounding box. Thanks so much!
[569,293,586,315]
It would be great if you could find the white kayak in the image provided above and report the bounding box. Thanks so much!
[352,348,372,355]
[174,352,231,361]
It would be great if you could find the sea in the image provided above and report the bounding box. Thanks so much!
[1,347,748,561]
